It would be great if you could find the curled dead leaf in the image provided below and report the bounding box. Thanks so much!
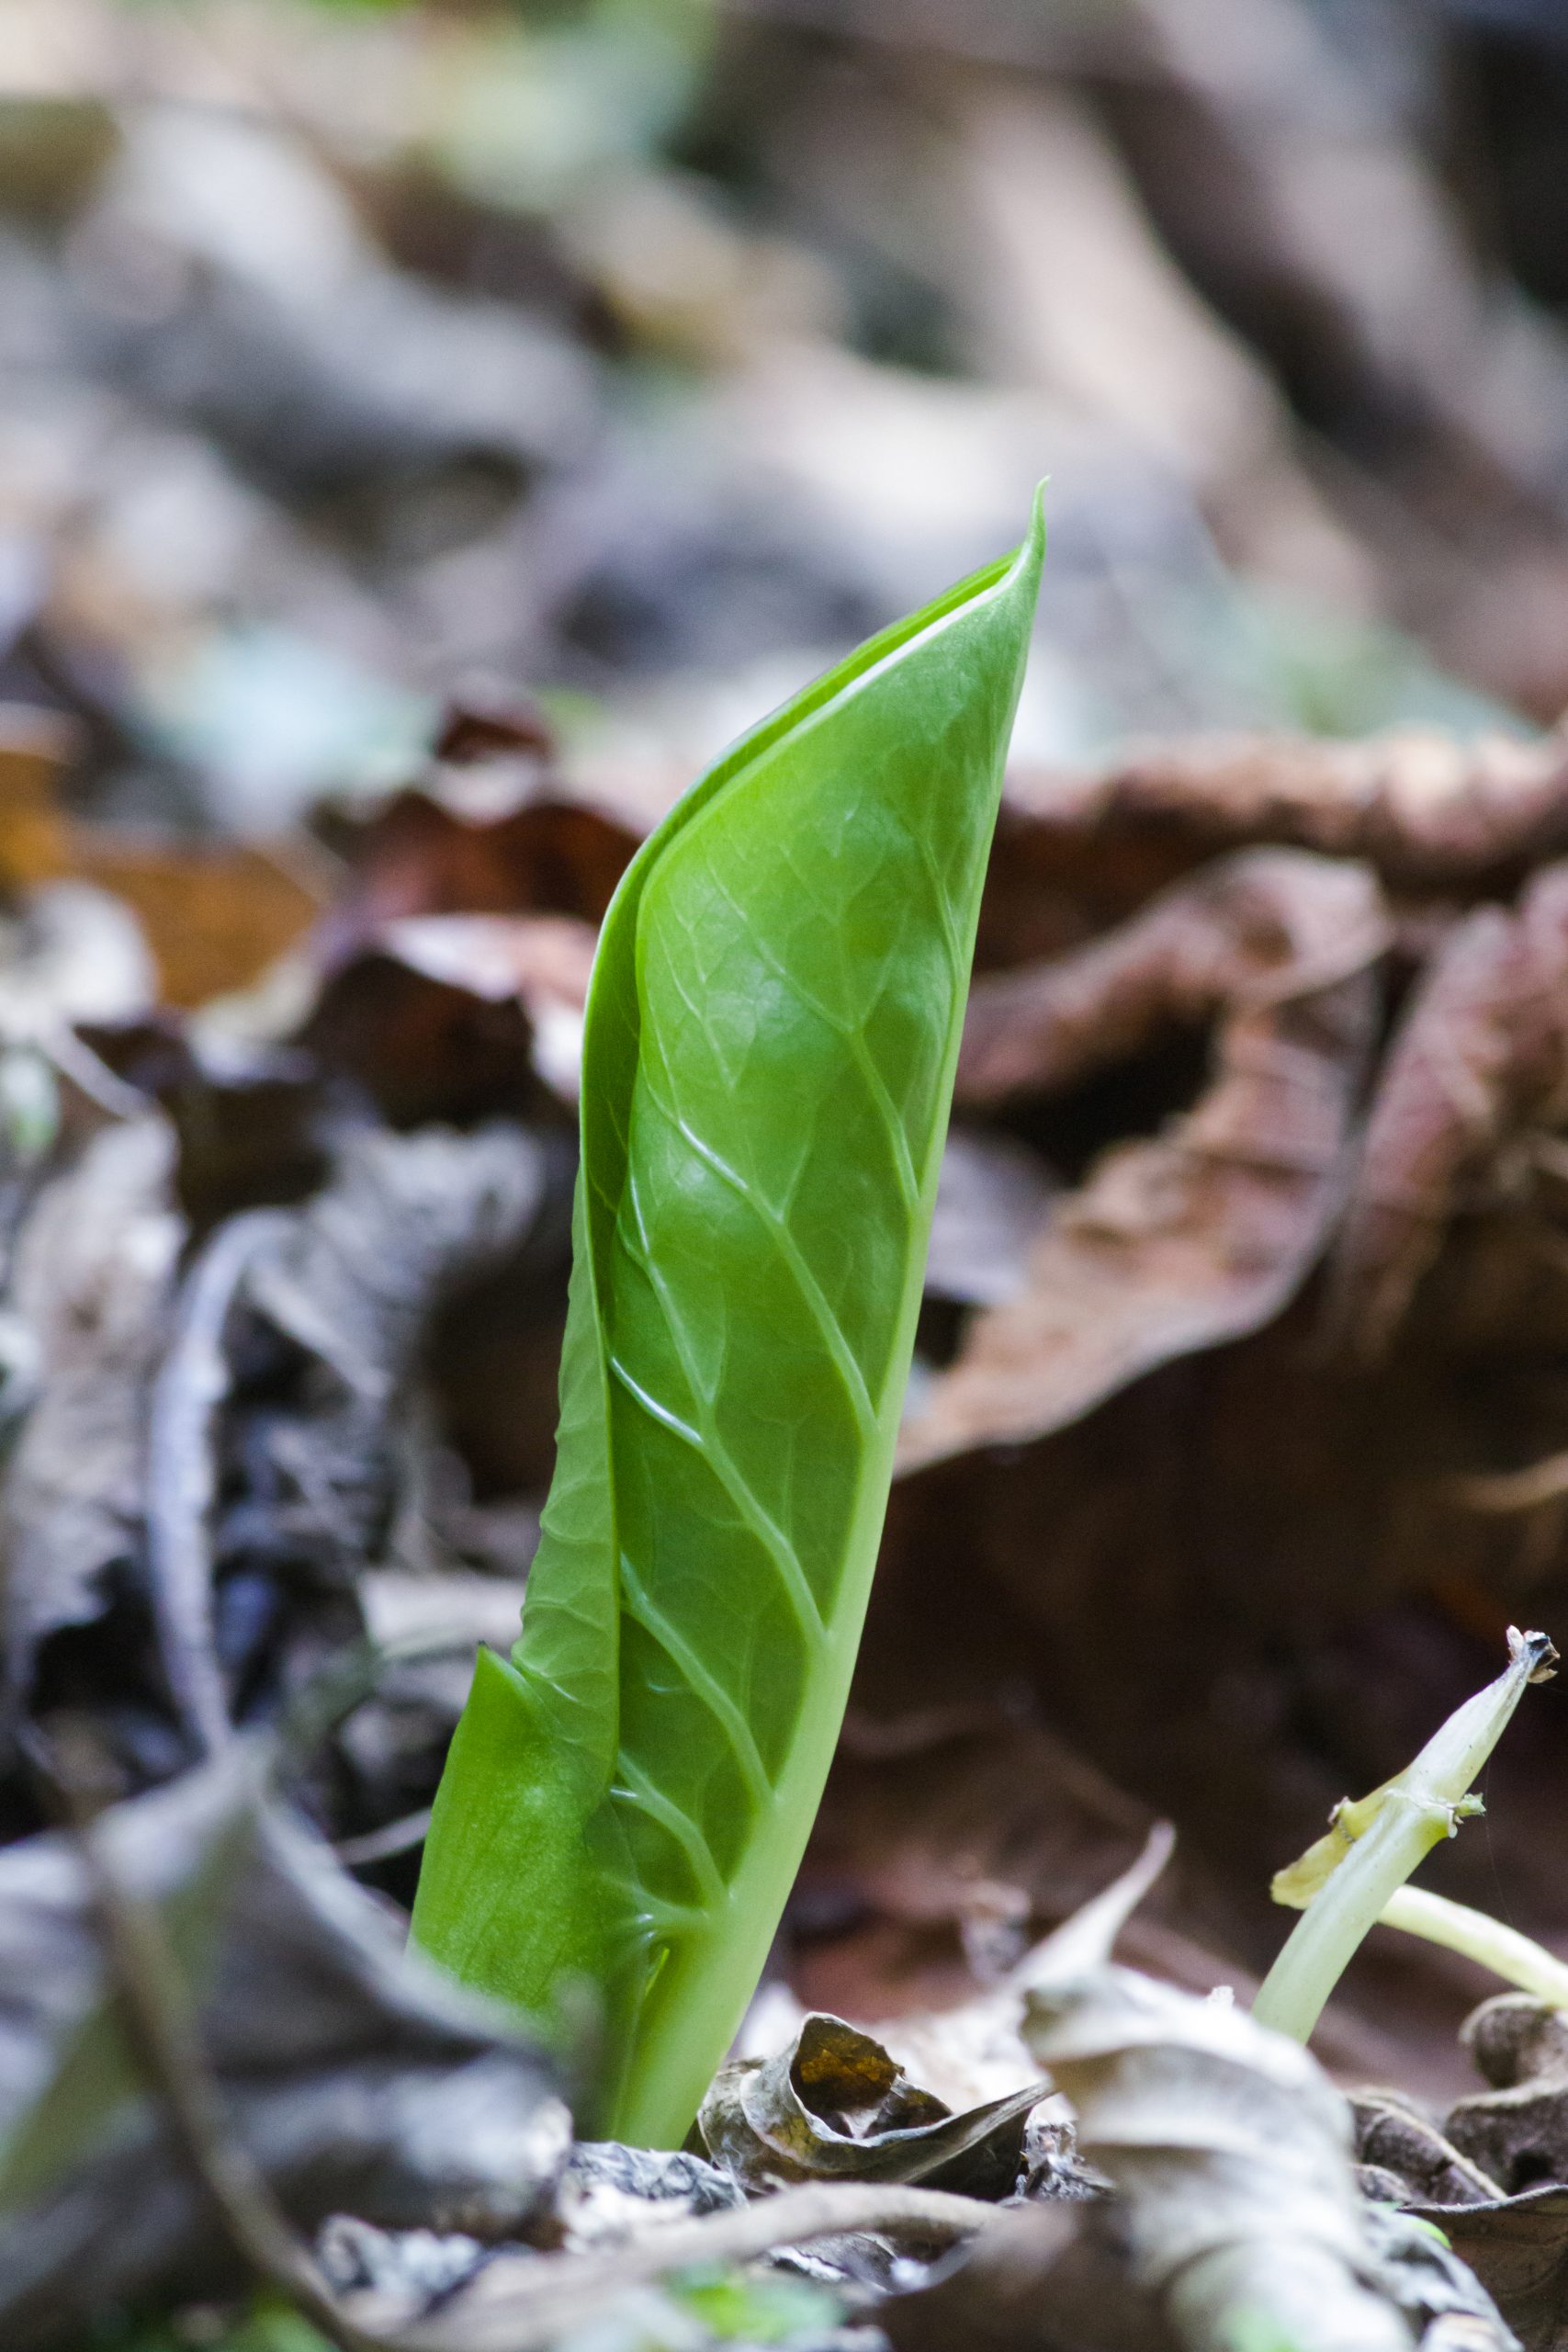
[1408,2189,1568,2352]
[1442,1999,1568,2205]
[900,848,1386,1468]
[1354,2090,1505,2209]
[1328,865,1568,1361]
[1026,1962,1428,2352]
[697,2012,1042,2199]
[320,781,639,936]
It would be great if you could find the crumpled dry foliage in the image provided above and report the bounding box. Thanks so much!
[0,1747,567,2347]
[697,2012,1041,2199]
[11,3,1568,2344]
[1348,1998,1568,2352]
[900,847,1385,1466]
[1327,865,1568,1363]
[1023,1932,1509,2352]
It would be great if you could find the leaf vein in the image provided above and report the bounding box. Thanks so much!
[649,1092,879,1442]
[619,1554,773,1813]
[621,1174,827,1649]
[613,1757,728,1907]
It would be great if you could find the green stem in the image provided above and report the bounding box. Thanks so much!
[1253,1628,1556,2043]
[1379,1884,1568,2007]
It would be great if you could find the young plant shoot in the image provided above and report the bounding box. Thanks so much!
[1253,1626,1557,2044]
[1377,1883,1568,2007]
[412,499,1046,2147]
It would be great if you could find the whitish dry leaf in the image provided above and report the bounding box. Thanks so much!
[0,1746,565,2346]
[900,849,1385,1468]
[2,1114,183,1702]
[1022,1856,1442,2352]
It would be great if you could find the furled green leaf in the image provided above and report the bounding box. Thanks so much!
[411,499,1045,2147]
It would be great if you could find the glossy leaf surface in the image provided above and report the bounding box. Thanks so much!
[412,500,1045,2147]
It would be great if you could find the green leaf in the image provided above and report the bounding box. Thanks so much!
[412,496,1045,2146]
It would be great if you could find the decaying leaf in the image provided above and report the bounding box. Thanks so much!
[2,1114,184,1711]
[1023,1886,1431,2350]
[361,911,599,1101]
[76,836,326,1011]
[0,707,324,1011]
[0,708,77,894]
[405,2180,997,2352]
[1328,865,1568,1361]
[800,1700,1156,2050]
[0,1747,566,2347]
[203,1120,550,1720]
[1444,1999,1568,2205]
[697,2012,1042,2199]
[900,848,1385,1467]
[1409,2188,1568,2352]
[1354,2090,1505,2209]
[1005,719,1568,890]
[320,740,640,936]
[879,2199,1165,2352]
[243,1121,547,1415]
[537,2142,748,2280]
[925,1126,1058,1308]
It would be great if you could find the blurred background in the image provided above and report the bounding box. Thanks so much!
[13,0,1568,2183]
[6,0,1568,837]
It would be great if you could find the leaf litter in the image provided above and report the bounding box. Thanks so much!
[12,9,1568,2347]
[17,684,1568,2352]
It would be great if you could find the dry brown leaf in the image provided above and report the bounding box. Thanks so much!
[375,912,599,1100]
[1004,722,1568,891]
[1353,2090,1504,2209]
[1444,1999,1568,2207]
[1411,2189,1568,2352]
[0,708,76,894]
[321,784,639,936]
[0,707,324,1006]
[898,848,1386,1469]
[697,2011,1041,2199]
[73,836,328,1010]
[1327,864,1568,1360]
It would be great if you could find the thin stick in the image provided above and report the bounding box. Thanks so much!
[146,1210,291,1754]
[74,1803,397,2352]
[337,1806,434,1868]
[406,2182,999,2352]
